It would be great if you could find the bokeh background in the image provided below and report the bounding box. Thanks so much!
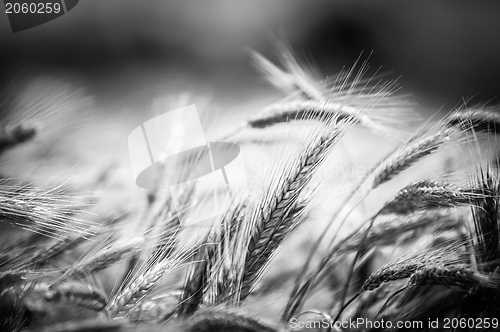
[1,0,500,114]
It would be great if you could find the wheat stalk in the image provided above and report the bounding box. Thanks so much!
[175,224,223,317]
[240,44,415,140]
[470,165,500,270]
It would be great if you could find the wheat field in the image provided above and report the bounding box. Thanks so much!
[1,42,500,332]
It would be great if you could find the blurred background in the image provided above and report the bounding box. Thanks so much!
[1,0,500,114]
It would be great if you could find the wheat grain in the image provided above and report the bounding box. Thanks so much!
[241,118,351,301]
[109,247,191,317]
[379,180,481,215]
[362,242,467,291]
[408,265,495,291]
[371,128,455,189]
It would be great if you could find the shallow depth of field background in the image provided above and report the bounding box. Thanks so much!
[1,1,500,112]
[1,0,500,305]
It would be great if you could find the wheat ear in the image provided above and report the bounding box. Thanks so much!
[379,180,483,215]
[362,242,468,292]
[286,122,460,320]
[371,128,456,188]
[460,164,500,319]
[240,117,352,301]
[281,210,461,322]
[126,291,181,322]
[108,246,190,318]
[41,281,107,312]
[342,129,459,300]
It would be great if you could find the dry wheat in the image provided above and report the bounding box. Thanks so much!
[109,248,191,317]
[241,118,351,302]
[371,128,455,189]
[0,182,95,240]
[379,180,482,215]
